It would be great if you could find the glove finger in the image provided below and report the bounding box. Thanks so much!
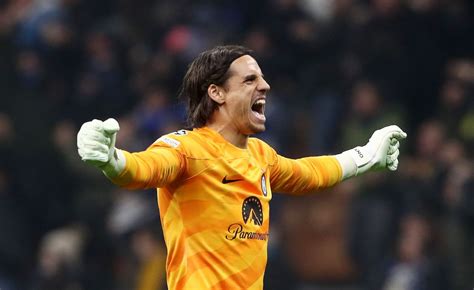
[78,134,105,148]
[388,140,400,154]
[387,150,400,164]
[90,119,104,130]
[391,130,407,140]
[79,120,94,131]
[373,125,402,136]
[82,154,108,163]
[78,147,86,158]
[78,121,102,146]
[388,159,399,171]
[79,121,104,138]
[369,125,406,144]
[79,119,104,134]
[385,125,406,136]
[77,133,84,148]
[103,118,120,135]
[96,144,110,155]
[78,145,105,160]
[392,149,400,161]
[385,125,402,132]
[81,141,110,154]
[82,131,111,145]
[78,126,89,147]
[80,147,109,161]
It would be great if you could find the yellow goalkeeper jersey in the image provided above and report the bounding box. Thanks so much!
[111,127,342,289]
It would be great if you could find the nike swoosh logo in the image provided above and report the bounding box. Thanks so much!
[222,176,243,184]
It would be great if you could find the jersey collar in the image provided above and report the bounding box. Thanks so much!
[195,127,250,158]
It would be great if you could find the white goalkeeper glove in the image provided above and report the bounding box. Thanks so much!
[77,118,126,178]
[335,125,407,180]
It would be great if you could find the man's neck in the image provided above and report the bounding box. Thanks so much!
[206,122,249,149]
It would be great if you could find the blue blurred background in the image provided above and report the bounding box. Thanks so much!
[0,0,473,289]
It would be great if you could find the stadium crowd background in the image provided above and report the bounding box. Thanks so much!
[0,0,473,289]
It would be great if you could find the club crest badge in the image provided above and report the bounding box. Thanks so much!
[261,174,267,197]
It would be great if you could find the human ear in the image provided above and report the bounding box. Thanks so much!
[207,84,225,104]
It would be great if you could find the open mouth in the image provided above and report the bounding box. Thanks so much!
[251,98,266,121]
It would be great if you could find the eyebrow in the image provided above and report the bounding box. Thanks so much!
[244,74,257,81]
[243,73,264,81]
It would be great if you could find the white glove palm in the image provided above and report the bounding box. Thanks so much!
[77,118,125,177]
[336,125,407,179]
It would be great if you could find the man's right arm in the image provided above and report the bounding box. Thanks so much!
[77,118,185,189]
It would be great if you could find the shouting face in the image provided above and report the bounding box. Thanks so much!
[210,55,270,136]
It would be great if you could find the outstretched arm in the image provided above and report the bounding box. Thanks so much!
[270,155,343,194]
[77,118,185,189]
[270,125,407,194]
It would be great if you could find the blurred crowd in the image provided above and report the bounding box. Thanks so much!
[0,0,473,289]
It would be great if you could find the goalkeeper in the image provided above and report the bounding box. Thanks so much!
[77,45,406,290]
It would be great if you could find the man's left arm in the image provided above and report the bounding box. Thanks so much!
[270,155,343,194]
[270,125,407,194]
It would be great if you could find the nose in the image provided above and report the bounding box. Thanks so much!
[258,77,271,93]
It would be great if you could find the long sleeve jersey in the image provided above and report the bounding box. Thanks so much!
[110,127,343,289]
